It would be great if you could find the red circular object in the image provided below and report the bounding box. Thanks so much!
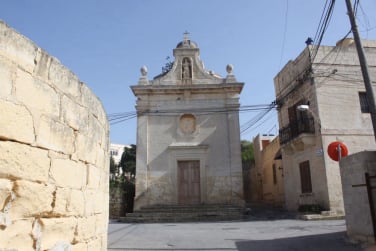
[327,141,348,161]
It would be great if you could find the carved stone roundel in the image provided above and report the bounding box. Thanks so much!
[179,114,196,134]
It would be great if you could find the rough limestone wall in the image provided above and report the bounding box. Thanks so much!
[0,21,109,251]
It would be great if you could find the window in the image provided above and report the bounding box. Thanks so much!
[110,149,118,156]
[272,164,277,185]
[359,92,370,113]
[299,161,312,193]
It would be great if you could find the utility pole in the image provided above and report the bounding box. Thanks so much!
[345,0,376,141]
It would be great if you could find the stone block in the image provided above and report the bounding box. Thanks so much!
[54,188,85,216]
[87,237,103,251]
[83,189,96,216]
[83,189,106,215]
[15,68,59,115]
[74,132,98,165]
[39,217,76,251]
[0,218,34,250]
[11,180,54,219]
[48,57,81,98]
[0,100,35,144]
[51,159,86,189]
[0,141,50,182]
[95,213,109,236]
[0,58,13,98]
[61,94,89,131]
[0,178,13,210]
[74,216,96,242]
[87,165,101,189]
[96,148,107,169]
[0,21,37,73]
[81,84,107,124]
[33,47,53,79]
[72,242,88,251]
[36,115,75,154]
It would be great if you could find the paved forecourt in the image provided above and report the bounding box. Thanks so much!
[108,219,362,251]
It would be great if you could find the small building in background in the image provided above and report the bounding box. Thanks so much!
[110,143,131,165]
[251,134,284,206]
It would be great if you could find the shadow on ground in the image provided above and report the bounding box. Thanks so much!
[244,204,297,221]
[235,232,361,251]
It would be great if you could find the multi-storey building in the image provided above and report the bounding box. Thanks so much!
[274,38,376,213]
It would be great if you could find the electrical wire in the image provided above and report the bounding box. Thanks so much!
[108,102,278,125]
[310,0,336,62]
[279,0,289,68]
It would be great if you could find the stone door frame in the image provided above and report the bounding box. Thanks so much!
[168,144,208,204]
[177,160,201,205]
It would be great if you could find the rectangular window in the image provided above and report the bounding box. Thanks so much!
[359,92,370,113]
[272,164,277,185]
[299,161,312,193]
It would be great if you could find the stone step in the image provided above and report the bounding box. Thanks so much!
[120,204,246,223]
[137,205,244,213]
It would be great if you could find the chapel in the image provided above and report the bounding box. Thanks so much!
[131,34,245,211]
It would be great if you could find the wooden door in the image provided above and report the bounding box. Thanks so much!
[178,160,200,205]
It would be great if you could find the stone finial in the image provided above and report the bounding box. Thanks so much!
[138,66,149,85]
[226,64,233,75]
[225,64,236,83]
[140,66,148,76]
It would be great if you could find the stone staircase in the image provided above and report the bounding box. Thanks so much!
[119,204,246,223]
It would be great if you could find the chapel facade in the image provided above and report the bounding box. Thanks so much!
[131,34,244,210]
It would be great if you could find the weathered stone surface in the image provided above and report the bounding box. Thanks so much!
[0,100,35,143]
[0,21,37,73]
[0,141,50,182]
[96,148,107,169]
[51,159,86,189]
[87,164,101,189]
[61,94,88,131]
[15,68,59,115]
[32,218,42,251]
[0,21,109,251]
[36,115,75,154]
[84,190,97,216]
[87,237,103,251]
[0,58,13,98]
[33,47,52,79]
[95,213,108,236]
[49,241,72,251]
[74,132,98,164]
[39,217,76,251]
[81,84,107,124]
[0,178,13,210]
[83,189,106,216]
[11,180,54,219]
[0,212,11,228]
[0,219,34,250]
[74,216,96,242]
[54,188,85,216]
[48,56,82,98]
[72,242,88,251]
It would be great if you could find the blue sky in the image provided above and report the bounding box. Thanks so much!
[1,1,376,144]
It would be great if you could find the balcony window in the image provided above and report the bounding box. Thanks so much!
[279,101,315,145]
[359,92,370,113]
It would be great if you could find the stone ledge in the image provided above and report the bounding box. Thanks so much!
[298,213,345,221]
